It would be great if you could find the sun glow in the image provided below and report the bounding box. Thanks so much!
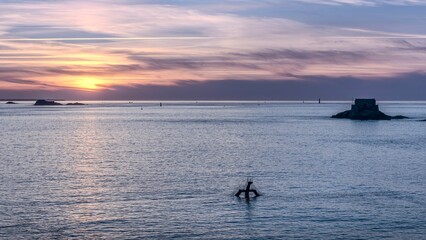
[74,77,105,90]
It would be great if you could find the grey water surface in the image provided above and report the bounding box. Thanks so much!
[1,101,425,239]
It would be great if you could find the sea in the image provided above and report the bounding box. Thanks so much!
[0,101,425,239]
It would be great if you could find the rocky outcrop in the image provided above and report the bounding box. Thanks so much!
[332,99,408,120]
[6,101,17,104]
[66,102,86,105]
[34,99,62,106]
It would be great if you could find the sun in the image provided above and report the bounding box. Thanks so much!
[74,77,105,90]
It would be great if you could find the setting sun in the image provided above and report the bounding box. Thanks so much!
[74,77,105,90]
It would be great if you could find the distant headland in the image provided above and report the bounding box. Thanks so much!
[332,99,408,120]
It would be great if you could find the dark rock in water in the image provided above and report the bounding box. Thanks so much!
[6,101,17,104]
[393,115,409,119]
[421,119,426,121]
[34,99,62,106]
[332,99,408,120]
[66,102,86,105]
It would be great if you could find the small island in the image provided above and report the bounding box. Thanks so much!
[332,99,408,120]
[5,101,17,104]
[34,99,62,106]
[66,102,86,105]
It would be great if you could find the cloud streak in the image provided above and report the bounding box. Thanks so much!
[296,0,426,6]
[0,37,214,42]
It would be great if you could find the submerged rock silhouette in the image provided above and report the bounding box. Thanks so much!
[34,99,62,106]
[332,99,408,120]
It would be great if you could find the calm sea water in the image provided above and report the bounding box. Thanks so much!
[1,101,425,239]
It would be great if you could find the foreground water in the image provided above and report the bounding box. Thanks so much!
[1,101,425,239]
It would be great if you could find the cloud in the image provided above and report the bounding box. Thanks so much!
[0,78,41,85]
[0,66,42,75]
[295,0,426,6]
[232,49,368,63]
[0,45,14,50]
[0,77,62,88]
[125,48,374,81]
[129,54,260,71]
[392,39,426,51]
[42,64,147,76]
[4,25,119,43]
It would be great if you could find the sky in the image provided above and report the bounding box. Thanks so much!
[1,0,426,100]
